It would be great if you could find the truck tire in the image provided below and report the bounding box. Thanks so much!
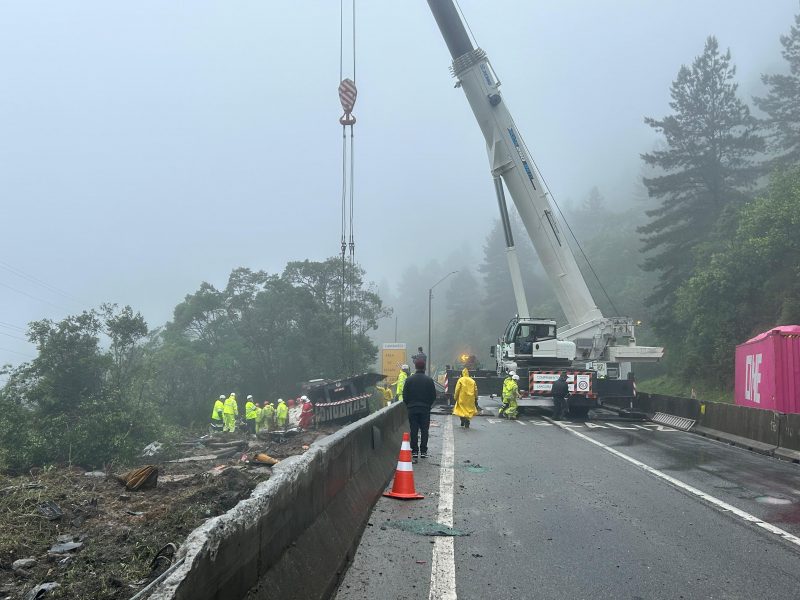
[568,406,590,419]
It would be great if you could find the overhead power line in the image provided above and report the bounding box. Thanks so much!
[0,281,72,312]
[0,260,84,305]
[0,346,35,359]
[0,331,28,342]
[0,320,26,332]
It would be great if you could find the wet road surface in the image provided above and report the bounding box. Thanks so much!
[334,398,800,599]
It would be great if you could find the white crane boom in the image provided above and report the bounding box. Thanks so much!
[427,0,663,374]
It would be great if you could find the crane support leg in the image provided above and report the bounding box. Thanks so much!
[493,176,530,318]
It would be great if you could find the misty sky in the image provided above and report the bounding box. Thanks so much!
[1,0,797,369]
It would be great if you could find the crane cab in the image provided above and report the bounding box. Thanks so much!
[492,317,576,371]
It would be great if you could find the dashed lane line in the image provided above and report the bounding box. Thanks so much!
[429,415,456,600]
[547,417,800,550]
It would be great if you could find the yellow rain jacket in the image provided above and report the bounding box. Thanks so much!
[211,399,224,421]
[453,368,479,419]
[376,385,394,407]
[396,370,408,402]
[263,403,276,424]
[223,395,238,416]
[276,401,289,426]
[245,400,258,421]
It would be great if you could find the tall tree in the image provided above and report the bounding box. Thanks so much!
[673,165,800,385]
[755,10,800,166]
[638,36,763,334]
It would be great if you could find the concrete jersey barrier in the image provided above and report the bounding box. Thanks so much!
[613,392,789,458]
[148,402,407,600]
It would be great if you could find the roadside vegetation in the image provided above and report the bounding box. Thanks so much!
[0,258,388,474]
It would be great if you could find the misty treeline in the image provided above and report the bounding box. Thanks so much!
[641,15,800,388]
[379,12,800,392]
[0,259,387,471]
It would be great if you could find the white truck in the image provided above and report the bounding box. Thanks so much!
[427,0,663,415]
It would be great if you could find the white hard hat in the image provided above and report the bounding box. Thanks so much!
[231,392,236,396]
[401,364,409,370]
[512,374,519,381]
[247,394,253,399]
[508,371,516,377]
[219,395,225,399]
[301,395,309,401]
[278,398,284,402]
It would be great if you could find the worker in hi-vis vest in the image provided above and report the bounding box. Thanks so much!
[276,399,289,429]
[245,395,258,434]
[211,395,225,431]
[395,364,410,402]
[223,392,238,432]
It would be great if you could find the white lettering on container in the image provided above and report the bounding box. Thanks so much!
[745,353,763,404]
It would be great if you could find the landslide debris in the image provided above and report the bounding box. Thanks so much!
[0,425,337,599]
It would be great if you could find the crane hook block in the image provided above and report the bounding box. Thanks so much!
[339,78,357,125]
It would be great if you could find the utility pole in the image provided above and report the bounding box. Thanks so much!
[427,271,458,376]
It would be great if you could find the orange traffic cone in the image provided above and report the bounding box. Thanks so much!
[383,432,424,500]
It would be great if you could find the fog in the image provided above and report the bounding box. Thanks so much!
[1,0,796,370]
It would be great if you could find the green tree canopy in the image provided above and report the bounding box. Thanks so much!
[755,10,800,166]
[639,36,764,339]
[673,165,800,386]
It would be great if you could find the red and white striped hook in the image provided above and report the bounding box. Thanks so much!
[339,78,357,126]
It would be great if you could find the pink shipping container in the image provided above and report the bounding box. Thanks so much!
[735,325,800,413]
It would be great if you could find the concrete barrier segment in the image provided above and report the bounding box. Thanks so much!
[148,402,407,600]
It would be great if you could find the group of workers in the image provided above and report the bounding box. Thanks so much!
[375,359,414,408]
[453,369,571,425]
[210,392,315,434]
[452,368,517,425]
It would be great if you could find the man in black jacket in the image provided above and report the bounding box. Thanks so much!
[550,371,570,421]
[403,356,436,460]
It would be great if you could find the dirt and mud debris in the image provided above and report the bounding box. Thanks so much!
[0,424,338,599]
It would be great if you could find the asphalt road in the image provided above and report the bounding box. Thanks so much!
[334,398,800,599]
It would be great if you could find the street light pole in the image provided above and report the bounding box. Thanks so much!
[427,270,458,376]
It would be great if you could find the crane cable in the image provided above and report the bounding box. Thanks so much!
[338,0,357,374]
[454,0,619,319]
[519,130,621,317]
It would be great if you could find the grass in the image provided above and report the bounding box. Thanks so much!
[637,375,733,404]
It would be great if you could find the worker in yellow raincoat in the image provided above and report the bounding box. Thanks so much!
[503,374,520,420]
[210,395,225,431]
[223,392,238,432]
[498,371,515,417]
[276,398,289,430]
[245,395,258,435]
[261,401,275,431]
[254,403,263,434]
[376,385,394,407]
[395,365,410,402]
[453,368,479,428]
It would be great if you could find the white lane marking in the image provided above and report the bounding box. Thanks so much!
[528,420,553,426]
[486,418,504,424]
[584,422,608,429]
[549,418,800,549]
[515,420,528,426]
[605,422,637,430]
[429,416,456,600]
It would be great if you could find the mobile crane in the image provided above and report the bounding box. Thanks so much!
[428,1,663,414]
